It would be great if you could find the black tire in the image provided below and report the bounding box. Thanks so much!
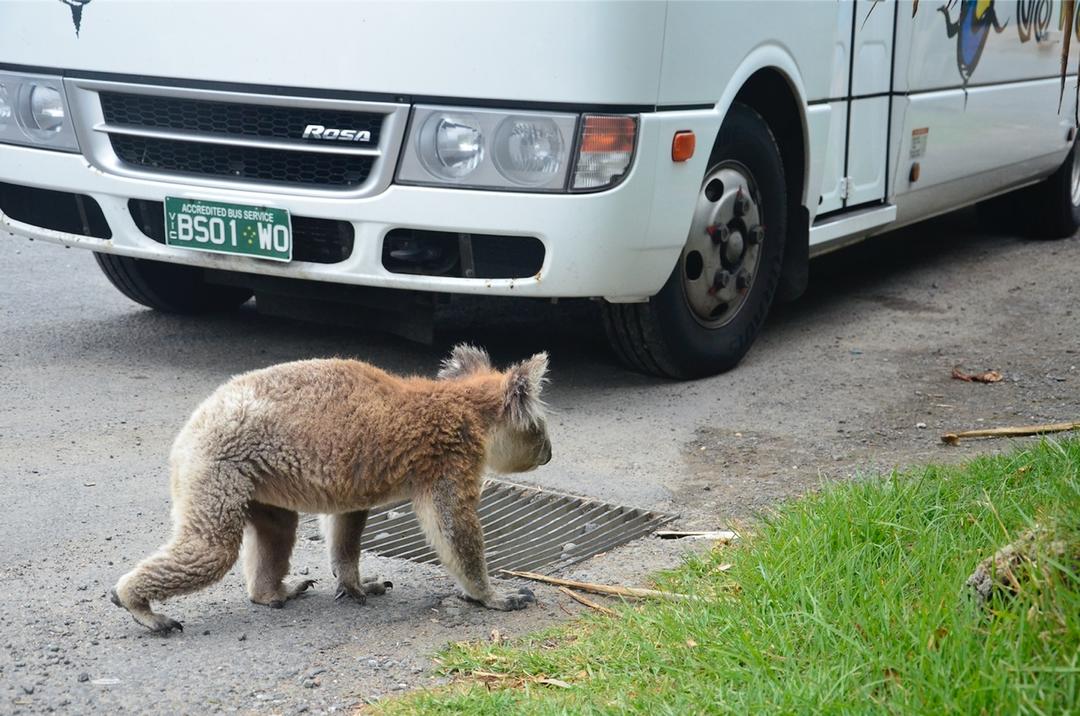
[974,192,1023,235]
[977,141,1080,239]
[601,102,787,379]
[94,253,252,313]
[1024,139,1080,238]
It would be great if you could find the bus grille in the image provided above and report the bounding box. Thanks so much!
[67,80,409,197]
[99,92,385,146]
[111,134,376,188]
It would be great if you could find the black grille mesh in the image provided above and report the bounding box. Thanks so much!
[100,92,383,145]
[111,134,375,188]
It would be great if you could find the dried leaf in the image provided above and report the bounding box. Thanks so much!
[951,367,1003,383]
[927,626,949,651]
[715,563,733,573]
[686,639,698,648]
[489,628,502,644]
[537,678,572,689]
[883,667,902,685]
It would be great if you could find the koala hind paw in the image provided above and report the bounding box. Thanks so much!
[475,587,535,611]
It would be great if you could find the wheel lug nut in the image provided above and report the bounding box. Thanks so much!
[707,224,730,244]
[736,269,752,290]
[734,189,750,216]
[747,225,765,245]
[713,270,732,291]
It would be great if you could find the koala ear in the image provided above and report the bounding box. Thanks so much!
[503,352,549,428]
[438,344,493,380]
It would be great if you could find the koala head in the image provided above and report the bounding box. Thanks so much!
[439,344,552,473]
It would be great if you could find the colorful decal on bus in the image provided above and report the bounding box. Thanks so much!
[939,0,1008,83]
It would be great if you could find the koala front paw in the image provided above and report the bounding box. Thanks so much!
[486,587,536,611]
[503,587,536,610]
[335,577,393,604]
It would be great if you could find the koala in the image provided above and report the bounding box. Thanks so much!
[110,345,551,634]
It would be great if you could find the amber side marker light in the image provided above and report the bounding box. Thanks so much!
[672,130,696,162]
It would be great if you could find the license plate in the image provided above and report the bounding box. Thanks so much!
[164,197,292,262]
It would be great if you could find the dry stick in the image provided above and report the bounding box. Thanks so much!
[557,587,619,617]
[655,530,738,541]
[501,569,692,601]
[941,421,1080,445]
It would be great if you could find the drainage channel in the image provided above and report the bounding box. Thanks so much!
[362,480,677,574]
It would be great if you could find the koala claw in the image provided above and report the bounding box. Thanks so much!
[335,584,367,604]
[150,617,184,634]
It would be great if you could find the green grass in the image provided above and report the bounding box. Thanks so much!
[377,439,1080,715]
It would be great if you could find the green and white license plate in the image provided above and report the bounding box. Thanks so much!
[164,197,292,262]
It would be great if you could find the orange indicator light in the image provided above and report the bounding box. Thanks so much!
[672,131,695,162]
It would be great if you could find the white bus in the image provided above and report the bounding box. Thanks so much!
[1,0,1076,377]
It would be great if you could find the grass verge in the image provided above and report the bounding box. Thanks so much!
[376,438,1080,714]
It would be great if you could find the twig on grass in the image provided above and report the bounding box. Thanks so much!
[941,421,1080,445]
[469,670,573,689]
[655,530,739,542]
[557,587,619,617]
[501,569,693,601]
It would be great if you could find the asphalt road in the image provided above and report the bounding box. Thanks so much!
[1,211,1078,714]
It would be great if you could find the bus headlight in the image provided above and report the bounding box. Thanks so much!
[28,85,66,134]
[398,105,583,192]
[0,72,79,152]
[492,116,567,187]
[419,113,485,180]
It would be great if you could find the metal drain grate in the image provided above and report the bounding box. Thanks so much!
[363,480,676,573]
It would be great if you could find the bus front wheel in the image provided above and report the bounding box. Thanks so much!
[601,102,787,379]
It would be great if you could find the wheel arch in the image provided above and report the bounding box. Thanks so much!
[717,61,811,302]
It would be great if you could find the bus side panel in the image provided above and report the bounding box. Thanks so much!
[846,0,895,208]
[818,2,855,215]
[888,1,1075,215]
[895,0,1078,92]
[817,102,849,214]
[658,1,840,104]
[890,77,1076,223]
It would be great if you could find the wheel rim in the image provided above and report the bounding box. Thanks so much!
[680,160,764,328]
[1070,143,1080,207]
